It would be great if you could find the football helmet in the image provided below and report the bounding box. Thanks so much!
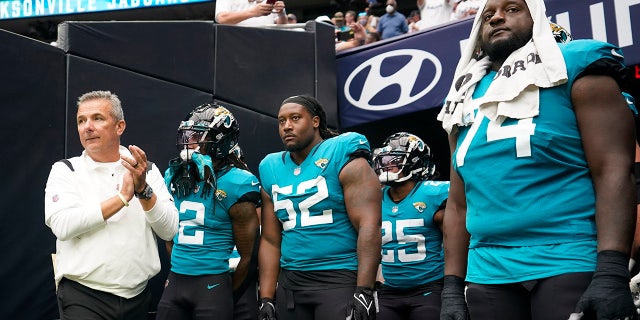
[176,104,240,160]
[372,132,435,183]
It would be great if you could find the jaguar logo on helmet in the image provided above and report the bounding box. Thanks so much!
[344,49,442,111]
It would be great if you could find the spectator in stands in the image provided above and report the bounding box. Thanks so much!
[333,11,350,32]
[377,0,408,40]
[407,9,421,32]
[44,90,178,319]
[215,0,287,26]
[357,11,369,26]
[416,0,454,30]
[345,10,357,25]
[287,13,297,23]
[452,0,484,19]
[365,13,380,35]
[336,21,367,52]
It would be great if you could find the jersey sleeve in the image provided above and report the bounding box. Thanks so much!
[333,132,372,171]
[560,39,626,87]
[433,181,450,208]
[422,180,450,213]
[233,169,261,206]
[258,153,280,200]
[222,168,261,208]
[623,92,637,116]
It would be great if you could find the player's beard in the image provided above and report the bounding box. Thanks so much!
[284,134,314,153]
[482,31,532,64]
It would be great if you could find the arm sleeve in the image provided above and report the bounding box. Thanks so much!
[44,161,106,241]
[145,163,179,241]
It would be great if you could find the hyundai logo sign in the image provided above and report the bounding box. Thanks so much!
[344,49,442,111]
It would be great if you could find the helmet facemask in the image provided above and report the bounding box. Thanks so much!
[373,150,413,183]
[176,123,208,162]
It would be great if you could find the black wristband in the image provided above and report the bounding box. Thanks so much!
[443,275,466,289]
[356,286,374,295]
[595,250,630,278]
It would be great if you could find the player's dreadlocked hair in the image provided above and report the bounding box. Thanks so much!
[281,95,338,139]
[213,149,249,172]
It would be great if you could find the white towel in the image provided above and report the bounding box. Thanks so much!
[438,0,568,134]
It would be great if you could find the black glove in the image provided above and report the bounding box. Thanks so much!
[346,286,377,320]
[440,275,469,320]
[167,158,194,198]
[258,297,277,320]
[573,250,638,320]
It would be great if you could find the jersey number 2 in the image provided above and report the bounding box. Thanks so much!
[177,200,205,245]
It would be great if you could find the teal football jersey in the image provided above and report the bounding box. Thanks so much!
[381,181,449,288]
[453,40,626,283]
[259,132,370,271]
[170,166,260,275]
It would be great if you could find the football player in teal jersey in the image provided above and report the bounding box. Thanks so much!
[156,104,261,320]
[372,132,449,320]
[437,0,637,319]
[258,95,382,320]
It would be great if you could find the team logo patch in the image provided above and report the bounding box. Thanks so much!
[550,22,573,44]
[315,158,329,169]
[413,202,426,213]
[215,189,227,201]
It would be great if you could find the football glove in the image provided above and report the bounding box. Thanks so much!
[573,250,637,320]
[164,157,193,198]
[346,286,377,320]
[440,275,469,320]
[258,297,276,320]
